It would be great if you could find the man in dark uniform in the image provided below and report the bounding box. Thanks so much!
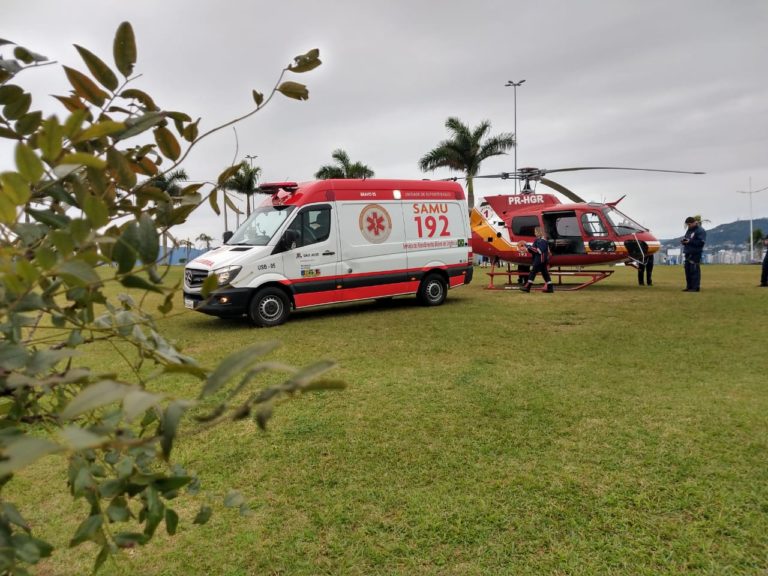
[637,253,654,286]
[521,227,554,293]
[681,216,706,292]
[760,237,768,287]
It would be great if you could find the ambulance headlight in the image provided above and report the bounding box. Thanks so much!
[214,265,241,286]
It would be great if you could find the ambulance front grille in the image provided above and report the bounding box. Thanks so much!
[184,268,209,289]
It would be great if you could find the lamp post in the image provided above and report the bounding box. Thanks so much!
[505,79,525,194]
[244,154,258,217]
[736,178,768,262]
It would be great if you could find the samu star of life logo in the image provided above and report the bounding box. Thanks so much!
[359,204,392,244]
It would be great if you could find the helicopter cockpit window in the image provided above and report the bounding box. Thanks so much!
[581,212,608,237]
[603,207,646,235]
[511,215,539,236]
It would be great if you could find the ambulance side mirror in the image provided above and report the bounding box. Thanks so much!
[223,230,234,243]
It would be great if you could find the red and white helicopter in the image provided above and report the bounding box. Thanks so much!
[470,166,704,289]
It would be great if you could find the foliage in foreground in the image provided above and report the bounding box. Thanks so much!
[0,22,341,575]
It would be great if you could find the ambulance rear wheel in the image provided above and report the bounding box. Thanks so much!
[418,274,447,306]
[249,288,290,327]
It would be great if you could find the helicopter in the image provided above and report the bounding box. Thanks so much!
[470,166,704,289]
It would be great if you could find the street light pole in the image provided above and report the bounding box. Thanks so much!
[505,79,525,194]
[736,178,768,262]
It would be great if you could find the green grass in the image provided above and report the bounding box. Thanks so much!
[8,264,768,575]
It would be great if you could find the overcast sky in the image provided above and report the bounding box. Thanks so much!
[3,0,767,240]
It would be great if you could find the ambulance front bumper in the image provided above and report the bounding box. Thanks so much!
[183,288,252,317]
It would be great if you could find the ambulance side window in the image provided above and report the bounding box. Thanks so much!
[280,205,331,250]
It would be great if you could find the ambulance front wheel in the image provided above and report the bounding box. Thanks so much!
[418,273,447,306]
[249,288,290,327]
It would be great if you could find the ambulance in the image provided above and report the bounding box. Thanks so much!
[183,179,474,326]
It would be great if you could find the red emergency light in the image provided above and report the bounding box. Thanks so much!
[257,182,298,194]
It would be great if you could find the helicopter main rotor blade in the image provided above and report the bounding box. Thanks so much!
[474,173,517,180]
[541,166,705,175]
[539,178,585,203]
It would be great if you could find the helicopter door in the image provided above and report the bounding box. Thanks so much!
[542,211,585,255]
[581,211,616,253]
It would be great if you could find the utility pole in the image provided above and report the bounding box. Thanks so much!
[736,178,768,262]
[505,79,525,194]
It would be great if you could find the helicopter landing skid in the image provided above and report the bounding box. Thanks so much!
[484,266,614,291]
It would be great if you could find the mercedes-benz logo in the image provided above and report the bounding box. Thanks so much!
[185,270,194,285]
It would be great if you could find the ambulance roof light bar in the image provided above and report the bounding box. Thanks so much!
[257,182,298,194]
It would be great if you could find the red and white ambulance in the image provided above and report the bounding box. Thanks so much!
[183,179,473,326]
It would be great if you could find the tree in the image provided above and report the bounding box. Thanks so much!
[147,169,188,261]
[0,25,338,574]
[314,149,374,179]
[196,233,214,250]
[223,161,262,217]
[418,117,515,208]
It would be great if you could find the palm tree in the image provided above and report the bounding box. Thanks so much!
[147,169,188,262]
[196,233,214,251]
[315,149,374,180]
[223,161,262,217]
[419,117,515,208]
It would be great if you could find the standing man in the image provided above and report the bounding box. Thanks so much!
[637,254,654,286]
[521,227,554,293]
[760,237,768,287]
[681,216,707,292]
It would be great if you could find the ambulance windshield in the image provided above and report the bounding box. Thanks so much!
[227,205,295,246]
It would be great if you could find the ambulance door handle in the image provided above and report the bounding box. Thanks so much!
[322,250,335,256]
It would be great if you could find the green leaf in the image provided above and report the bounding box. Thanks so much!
[182,118,200,142]
[3,91,31,119]
[155,476,192,494]
[118,111,166,140]
[0,126,20,140]
[0,435,60,476]
[0,84,23,104]
[0,341,29,369]
[58,152,107,170]
[56,259,101,287]
[60,426,105,450]
[61,380,132,420]
[63,66,107,107]
[119,88,158,111]
[123,389,164,422]
[63,109,88,138]
[74,44,118,91]
[0,171,32,204]
[112,223,138,273]
[137,213,159,263]
[15,110,42,135]
[120,274,163,293]
[165,508,179,535]
[153,126,181,161]
[15,143,45,182]
[74,120,126,142]
[192,505,212,525]
[107,147,137,188]
[276,81,309,101]
[113,22,137,78]
[207,188,220,216]
[200,272,218,298]
[70,514,103,547]
[160,400,194,460]
[200,342,279,398]
[94,545,110,573]
[252,90,264,107]
[2,502,31,531]
[14,46,48,64]
[216,164,241,185]
[107,497,131,523]
[287,48,322,73]
[113,532,148,548]
[83,194,109,228]
[39,116,63,162]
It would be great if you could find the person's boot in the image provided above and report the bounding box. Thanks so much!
[520,282,531,293]
[544,283,554,293]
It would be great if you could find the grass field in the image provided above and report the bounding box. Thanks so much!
[8,264,768,575]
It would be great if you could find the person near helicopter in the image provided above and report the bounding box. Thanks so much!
[520,227,554,293]
[637,253,654,286]
[760,237,768,287]
[681,216,706,292]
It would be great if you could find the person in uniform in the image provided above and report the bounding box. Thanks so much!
[681,216,706,292]
[760,237,768,287]
[520,227,554,293]
[637,254,654,286]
